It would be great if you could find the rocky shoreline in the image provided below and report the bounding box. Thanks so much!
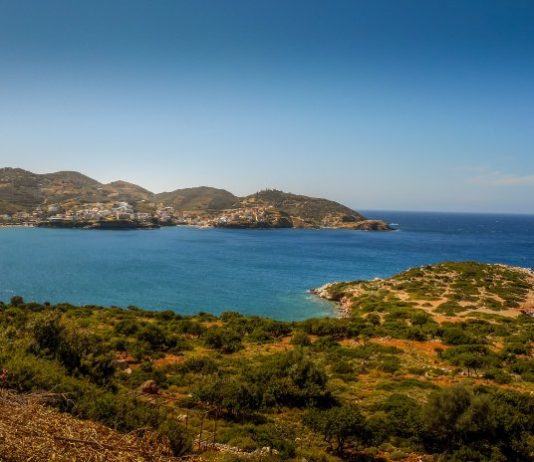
[37,219,159,230]
[27,217,391,231]
[310,283,352,317]
[311,262,534,319]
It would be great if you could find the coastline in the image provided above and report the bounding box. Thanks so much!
[311,262,534,320]
[2,222,392,232]
[310,283,352,318]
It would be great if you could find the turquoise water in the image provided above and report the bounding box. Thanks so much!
[1,211,533,320]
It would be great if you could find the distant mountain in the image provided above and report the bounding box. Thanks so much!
[154,186,238,211]
[0,168,389,229]
[40,171,108,206]
[0,168,146,212]
[0,168,44,211]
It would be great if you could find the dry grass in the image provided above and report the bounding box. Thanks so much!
[0,388,194,462]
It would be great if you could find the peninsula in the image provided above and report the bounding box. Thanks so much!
[0,167,390,230]
[313,261,534,318]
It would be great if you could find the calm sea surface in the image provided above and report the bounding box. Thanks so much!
[1,211,533,320]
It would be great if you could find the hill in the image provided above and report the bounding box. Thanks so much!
[40,170,108,206]
[0,168,138,211]
[1,261,533,461]
[0,167,44,211]
[0,167,389,229]
[101,180,154,203]
[154,186,238,211]
[238,189,385,229]
[243,189,364,221]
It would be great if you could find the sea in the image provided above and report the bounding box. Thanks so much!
[1,211,533,321]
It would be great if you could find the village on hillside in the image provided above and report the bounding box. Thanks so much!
[0,201,296,229]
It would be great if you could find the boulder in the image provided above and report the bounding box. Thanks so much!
[140,380,159,395]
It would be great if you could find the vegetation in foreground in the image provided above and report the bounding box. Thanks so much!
[0,388,180,462]
[1,261,534,461]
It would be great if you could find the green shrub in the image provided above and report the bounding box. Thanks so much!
[203,327,243,353]
[291,330,311,346]
[158,419,192,456]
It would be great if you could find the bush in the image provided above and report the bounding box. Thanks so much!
[203,327,243,353]
[249,350,331,408]
[10,295,24,307]
[291,330,311,346]
[196,378,261,417]
[378,356,401,374]
[158,419,191,456]
[441,326,480,345]
[483,368,512,384]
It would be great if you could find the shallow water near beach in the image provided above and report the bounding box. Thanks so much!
[1,211,533,320]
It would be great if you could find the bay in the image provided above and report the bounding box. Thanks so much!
[1,211,533,320]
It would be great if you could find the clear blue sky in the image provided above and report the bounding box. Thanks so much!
[1,1,533,213]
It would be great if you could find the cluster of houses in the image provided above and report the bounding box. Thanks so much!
[213,207,276,226]
[45,202,154,223]
[1,202,171,226]
[0,202,281,228]
[0,210,42,226]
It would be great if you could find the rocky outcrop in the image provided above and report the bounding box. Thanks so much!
[310,283,353,317]
[348,219,392,231]
[87,220,159,230]
[140,379,159,394]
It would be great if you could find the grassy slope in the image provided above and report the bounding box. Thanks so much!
[1,262,533,461]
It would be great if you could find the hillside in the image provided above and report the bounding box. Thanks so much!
[228,189,388,229]
[154,186,238,211]
[242,189,364,224]
[313,261,534,318]
[0,168,139,212]
[40,171,108,206]
[101,180,154,203]
[1,261,533,461]
[0,167,389,229]
[0,167,44,211]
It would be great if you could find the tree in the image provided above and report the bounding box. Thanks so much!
[380,393,422,439]
[10,295,24,307]
[303,406,367,455]
[196,378,260,418]
[422,385,472,452]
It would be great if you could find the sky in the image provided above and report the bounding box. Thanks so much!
[0,1,533,213]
